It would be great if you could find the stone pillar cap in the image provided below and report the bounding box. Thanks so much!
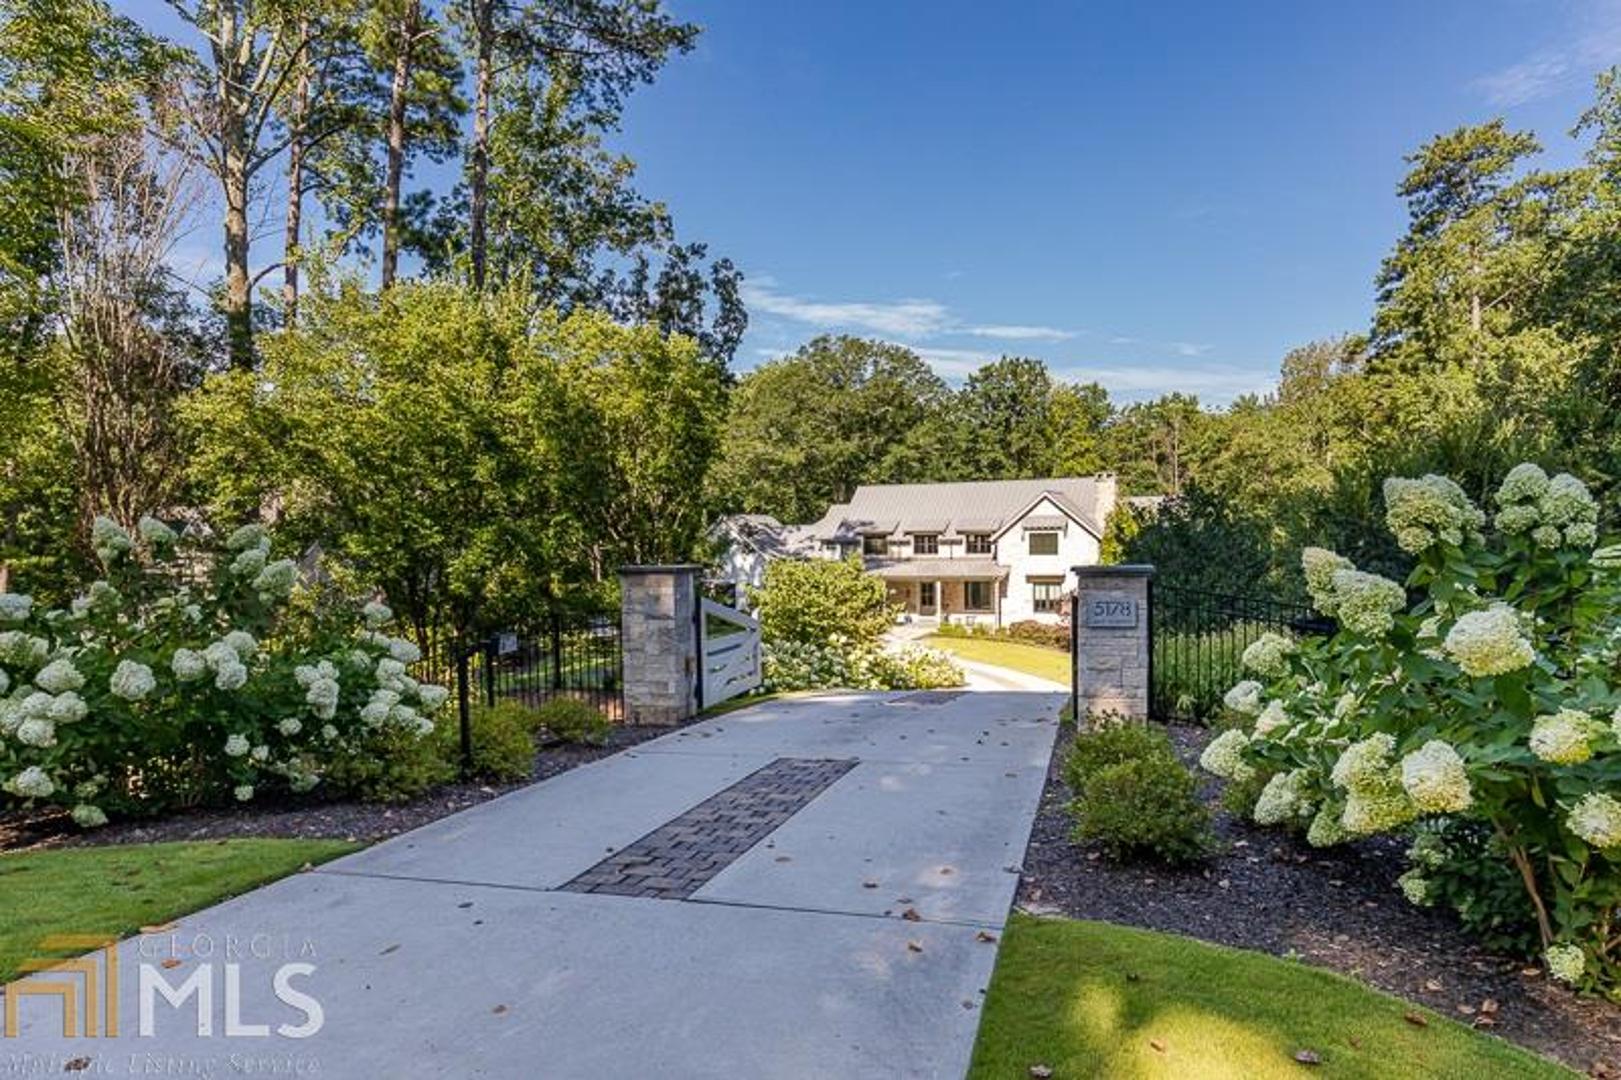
[1072,564,1155,578]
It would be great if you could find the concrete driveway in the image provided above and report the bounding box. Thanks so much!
[8,690,1062,1079]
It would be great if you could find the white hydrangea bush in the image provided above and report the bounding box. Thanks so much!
[1199,466,1621,996]
[761,636,964,693]
[0,519,448,825]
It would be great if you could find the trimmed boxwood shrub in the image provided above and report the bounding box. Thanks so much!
[1070,756,1212,865]
[534,697,612,745]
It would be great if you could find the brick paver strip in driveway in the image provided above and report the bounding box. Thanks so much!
[7,689,1063,1079]
[561,756,858,899]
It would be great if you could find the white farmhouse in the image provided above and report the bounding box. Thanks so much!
[713,475,1118,627]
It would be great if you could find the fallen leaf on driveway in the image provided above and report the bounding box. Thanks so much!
[160,958,182,970]
[379,944,401,956]
[975,931,998,943]
[492,1004,508,1015]
[906,941,923,953]
[901,907,922,922]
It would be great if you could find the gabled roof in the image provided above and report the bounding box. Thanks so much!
[798,476,1111,542]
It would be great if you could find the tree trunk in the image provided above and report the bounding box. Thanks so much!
[217,6,255,370]
[222,134,254,369]
[283,18,311,321]
[381,1,418,290]
[469,0,493,290]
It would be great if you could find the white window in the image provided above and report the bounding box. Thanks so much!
[1030,577,1063,613]
[1028,531,1059,556]
[862,535,888,556]
[912,533,939,555]
[964,534,993,555]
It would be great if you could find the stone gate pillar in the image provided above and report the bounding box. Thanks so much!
[619,564,701,725]
[1071,565,1154,721]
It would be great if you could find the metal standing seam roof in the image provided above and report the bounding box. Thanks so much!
[867,559,1009,581]
[800,476,1110,540]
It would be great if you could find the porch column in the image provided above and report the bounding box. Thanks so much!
[936,579,944,622]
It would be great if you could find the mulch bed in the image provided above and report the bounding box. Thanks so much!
[1017,722,1621,1076]
[0,723,680,853]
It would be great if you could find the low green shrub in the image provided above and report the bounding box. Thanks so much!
[1063,722,1176,795]
[1069,754,1211,864]
[1004,620,1070,651]
[534,697,612,745]
[1403,819,1540,957]
[430,701,538,781]
[325,726,455,803]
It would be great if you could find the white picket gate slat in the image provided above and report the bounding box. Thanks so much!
[699,597,762,707]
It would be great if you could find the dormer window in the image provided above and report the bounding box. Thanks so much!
[964,534,993,555]
[862,535,889,556]
[912,533,939,555]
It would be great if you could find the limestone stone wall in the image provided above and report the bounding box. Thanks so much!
[1071,565,1153,721]
[619,565,700,726]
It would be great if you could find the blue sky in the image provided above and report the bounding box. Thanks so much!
[124,0,1621,404]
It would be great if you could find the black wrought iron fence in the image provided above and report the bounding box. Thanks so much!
[1150,582,1333,724]
[409,613,624,771]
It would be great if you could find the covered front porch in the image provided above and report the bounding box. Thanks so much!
[870,559,1010,627]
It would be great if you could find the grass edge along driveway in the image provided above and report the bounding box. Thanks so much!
[0,838,360,983]
[924,634,1071,685]
[969,915,1572,1079]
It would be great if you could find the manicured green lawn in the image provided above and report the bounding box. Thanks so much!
[924,634,1072,685]
[0,839,359,982]
[969,915,1571,1079]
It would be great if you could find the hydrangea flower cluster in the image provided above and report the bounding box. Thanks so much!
[1329,568,1406,638]
[1545,944,1586,985]
[109,660,156,702]
[1442,605,1535,677]
[0,631,48,667]
[1528,709,1601,765]
[1494,464,1600,549]
[1222,679,1262,715]
[1253,698,1289,736]
[1241,633,1294,680]
[362,601,393,628]
[1567,793,1621,850]
[1330,733,1417,835]
[1397,868,1433,907]
[1398,740,1472,813]
[1301,547,1354,615]
[1252,769,1314,826]
[90,516,133,564]
[1198,728,1254,782]
[5,765,55,798]
[203,635,254,690]
[0,593,32,624]
[295,660,341,720]
[137,515,177,549]
[35,658,85,694]
[1382,474,1485,554]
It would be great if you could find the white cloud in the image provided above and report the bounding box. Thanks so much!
[1050,363,1274,405]
[961,324,1076,341]
[1474,2,1621,106]
[741,281,952,337]
[742,278,1075,342]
